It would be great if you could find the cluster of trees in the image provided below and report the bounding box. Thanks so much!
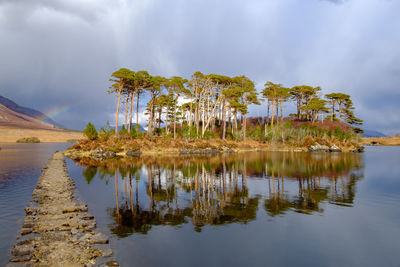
[108,68,362,140]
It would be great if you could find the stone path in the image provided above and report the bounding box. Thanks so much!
[8,152,118,267]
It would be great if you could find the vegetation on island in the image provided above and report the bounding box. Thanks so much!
[76,68,364,155]
[16,137,40,143]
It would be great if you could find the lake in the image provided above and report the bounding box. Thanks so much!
[1,145,400,266]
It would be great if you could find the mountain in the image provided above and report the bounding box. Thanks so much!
[363,130,387,138]
[0,95,62,128]
[0,103,55,129]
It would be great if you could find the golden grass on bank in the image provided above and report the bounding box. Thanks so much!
[360,136,400,146]
[0,126,83,143]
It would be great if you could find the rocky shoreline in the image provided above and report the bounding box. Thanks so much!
[8,152,118,267]
[64,142,363,162]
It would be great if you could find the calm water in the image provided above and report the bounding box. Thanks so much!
[1,146,400,267]
[65,147,400,267]
[0,143,70,266]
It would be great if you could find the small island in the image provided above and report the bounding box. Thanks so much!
[66,69,364,160]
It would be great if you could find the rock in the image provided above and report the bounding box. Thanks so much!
[220,146,234,153]
[329,144,342,152]
[101,248,113,257]
[24,207,36,215]
[22,222,34,228]
[12,244,34,256]
[104,151,116,159]
[78,204,89,212]
[126,149,142,157]
[71,228,79,235]
[91,148,116,160]
[80,213,94,220]
[309,142,330,152]
[9,254,32,263]
[351,146,364,153]
[105,261,119,266]
[92,233,109,244]
[6,263,31,267]
[21,228,32,235]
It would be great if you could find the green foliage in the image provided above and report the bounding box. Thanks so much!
[182,125,197,140]
[83,122,98,140]
[119,125,128,137]
[249,126,264,141]
[16,137,40,143]
[203,131,215,139]
[128,124,144,138]
[99,126,113,141]
[331,127,352,140]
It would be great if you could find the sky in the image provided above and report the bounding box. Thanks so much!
[0,0,399,134]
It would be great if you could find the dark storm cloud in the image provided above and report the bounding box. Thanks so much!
[0,0,399,134]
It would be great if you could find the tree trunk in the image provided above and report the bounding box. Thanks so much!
[271,99,276,128]
[136,91,140,126]
[222,99,226,140]
[280,100,283,121]
[189,96,193,130]
[300,94,304,120]
[331,102,335,121]
[128,91,135,133]
[297,97,301,120]
[173,96,178,139]
[165,99,170,135]
[234,109,238,135]
[227,106,231,133]
[158,109,162,129]
[115,86,122,135]
[124,92,130,129]
[242,113,246,141]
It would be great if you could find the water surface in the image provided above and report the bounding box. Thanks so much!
[66,147,400,267]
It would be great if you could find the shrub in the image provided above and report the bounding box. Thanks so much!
[83,122,98,140]
[182,125,197,140]
[249,126,264,141]
[203,131,215,139]
[119,125,129,138]
[16,137,40,143]
[98,127,112,141]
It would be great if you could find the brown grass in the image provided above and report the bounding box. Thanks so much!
[0,126,83,142]
[360,136,400,146]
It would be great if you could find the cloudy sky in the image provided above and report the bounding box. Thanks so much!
[0,0,399,134]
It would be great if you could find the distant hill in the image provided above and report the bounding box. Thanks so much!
[0,95,63,128]
[0,103,54,129]
[363,130,387,138]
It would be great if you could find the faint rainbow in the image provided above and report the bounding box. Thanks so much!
[37,102,84,122]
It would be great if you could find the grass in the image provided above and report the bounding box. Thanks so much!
[16,137,40,143]
[0,126,83,142]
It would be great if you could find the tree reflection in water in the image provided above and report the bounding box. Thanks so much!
[77,151,363,237]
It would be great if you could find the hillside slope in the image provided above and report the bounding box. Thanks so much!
[0,95,62,128]
[0,103,55,129]
[0,99,82,142]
